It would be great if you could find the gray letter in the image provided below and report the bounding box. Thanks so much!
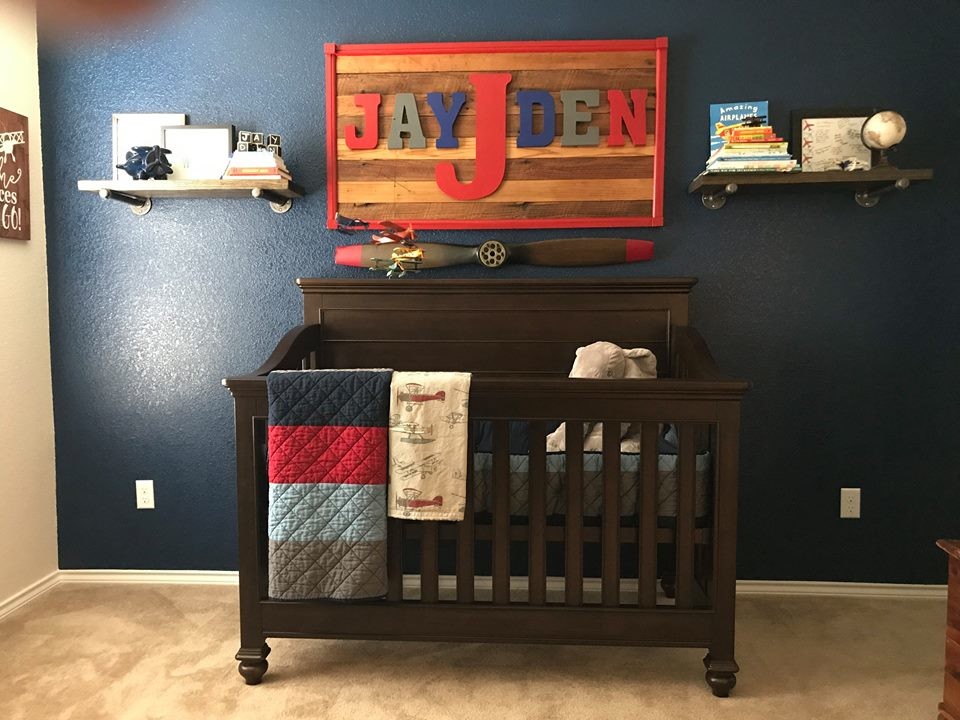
[560,90,600,147]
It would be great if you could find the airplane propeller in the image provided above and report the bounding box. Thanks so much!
[333,214,654,275]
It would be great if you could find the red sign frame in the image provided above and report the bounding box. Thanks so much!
[325,38,668,230]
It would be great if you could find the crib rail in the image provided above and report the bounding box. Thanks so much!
[229,381,741,611]
[382,420,723,610]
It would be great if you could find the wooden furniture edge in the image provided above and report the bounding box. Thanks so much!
[222,324,322,391]
[673,326,746,384]
[296,277,699,294]
[939,540,960,561]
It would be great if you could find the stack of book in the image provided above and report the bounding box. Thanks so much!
[706,111,797,173]
[221,150,291,181]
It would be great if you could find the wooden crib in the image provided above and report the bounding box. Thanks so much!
[223,278,748,696]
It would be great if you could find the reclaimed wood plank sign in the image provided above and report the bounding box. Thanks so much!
[0,107,29,241]
[325,39,667,229]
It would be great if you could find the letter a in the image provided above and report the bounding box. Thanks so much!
[435,73,511,200]
[387,93,427,149]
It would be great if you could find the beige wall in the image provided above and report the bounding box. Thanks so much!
[0,0,58,604]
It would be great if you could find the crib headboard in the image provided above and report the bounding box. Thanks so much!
[297,278,696,375]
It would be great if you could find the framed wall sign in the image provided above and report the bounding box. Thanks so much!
[325,38,668,229]
[0,106,29,241]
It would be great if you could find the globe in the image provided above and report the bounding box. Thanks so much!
[861,111,907,150]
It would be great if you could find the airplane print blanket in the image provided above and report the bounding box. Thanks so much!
[266,369,392,600]
[388,371,472,521]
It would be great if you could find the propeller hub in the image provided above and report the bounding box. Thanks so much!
[477,240,507,267]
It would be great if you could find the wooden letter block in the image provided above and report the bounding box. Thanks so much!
[560,89,601,147]
[386,93,427,150]
[426,92,466,150]
[434,72,511,200]
[607,89,648,147]
[345,94,381,150]
[517,89,556,148]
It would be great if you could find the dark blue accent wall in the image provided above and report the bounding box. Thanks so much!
[39,0,960,581]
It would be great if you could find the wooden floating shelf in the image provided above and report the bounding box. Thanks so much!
[77,178,306,215]
[688,166,933,209]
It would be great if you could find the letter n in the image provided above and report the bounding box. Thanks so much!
[607,89,648,147]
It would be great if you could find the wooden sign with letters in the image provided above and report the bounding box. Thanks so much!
[325,39,667,229]
[0,107,29,241]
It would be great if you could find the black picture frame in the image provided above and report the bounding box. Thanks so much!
[790,107,878,170]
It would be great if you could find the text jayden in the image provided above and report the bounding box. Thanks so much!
[344,73,649,200]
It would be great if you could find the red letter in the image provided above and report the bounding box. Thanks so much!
[345,93,381,150]
[607,89,648,147]
[435,73,511,200]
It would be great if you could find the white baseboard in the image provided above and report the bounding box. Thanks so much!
[4,571,946,619]
[735,580,946,599]
[0,570,60,621]
[58,569,240,585]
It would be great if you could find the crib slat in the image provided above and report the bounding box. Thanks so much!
[639,422,659,608]
[565,421,584,607]
[420,521,439,603]
[456,421,475,603]
[528,421,547,606]
[675,423,697,608]
[492,420,511,605]
[602,422,621,607]
[387,518,403,601]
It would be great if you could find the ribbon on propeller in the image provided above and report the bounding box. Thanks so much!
[337,213,424,277]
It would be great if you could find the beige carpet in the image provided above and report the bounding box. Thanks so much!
[0,583,945,720]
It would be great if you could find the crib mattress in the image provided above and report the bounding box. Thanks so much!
[472,450,711,518]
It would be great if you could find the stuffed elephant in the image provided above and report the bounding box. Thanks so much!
[546,341,656,452]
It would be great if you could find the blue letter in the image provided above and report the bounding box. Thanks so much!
[517,90,555,148]
[426,92,466,149]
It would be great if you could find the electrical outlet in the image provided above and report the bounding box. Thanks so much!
[840,487,860,519]
[136,479,155,510]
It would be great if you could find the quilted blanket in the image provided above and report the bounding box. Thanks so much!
[266,369,392,600]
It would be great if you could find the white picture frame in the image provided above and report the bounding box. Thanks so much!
[112,113,187,181]
[161,124,235,180]
[791,108,877,173]
[799,116,871,172]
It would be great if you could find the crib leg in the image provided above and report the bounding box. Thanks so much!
[703,652,739,697]
[236,643,271,685]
